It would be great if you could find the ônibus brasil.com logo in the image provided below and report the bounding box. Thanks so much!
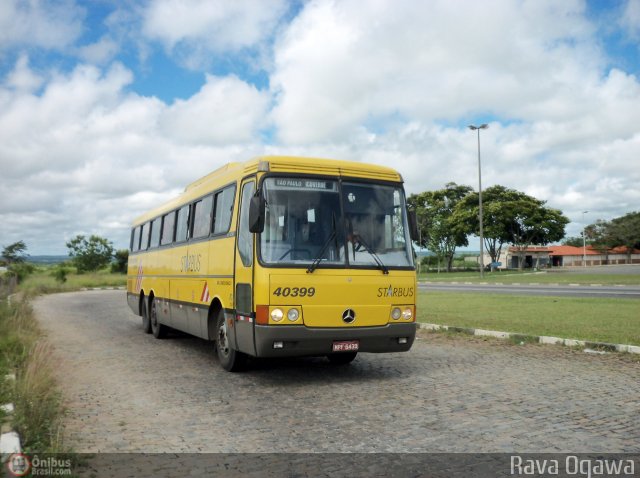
[6,453,72,476]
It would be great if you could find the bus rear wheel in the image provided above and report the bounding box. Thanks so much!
[215,310,246,372]
[150,298,167,339]
[327,352,357,365]
[141,296,151,334]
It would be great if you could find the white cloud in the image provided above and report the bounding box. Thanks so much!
[270,0,602,143]
[0,58,272,253]
[141,0,288,68]
[77,36,119,65]
[3,54,43,92]
[0,0,84,52]
[160,75,270,145]
[620,0,640,40]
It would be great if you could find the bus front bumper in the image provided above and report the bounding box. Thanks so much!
[253,322,416,358]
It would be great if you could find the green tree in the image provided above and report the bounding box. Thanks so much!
[111,249,129,274]
[583,219,616,263]
[407,183,473,272]
[7,262,35,283]
[2,241,33,282]
[454,186,569,270]
[52,265,69,283]
[2,240,28,264]
[562,236,584,247]
[453,185,533,269]
[66,235,115,272]
[509,200,569,270]
[605,211,640,263]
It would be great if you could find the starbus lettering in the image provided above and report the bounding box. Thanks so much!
[180,254,201,272]
[377,285,414,298]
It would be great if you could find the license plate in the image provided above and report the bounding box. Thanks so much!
[332,340,359,352]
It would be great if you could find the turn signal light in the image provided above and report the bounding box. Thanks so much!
[256,305,269,325]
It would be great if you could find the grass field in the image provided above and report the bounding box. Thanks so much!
[0,292,65,452]
[418,291,640,346]
[20,269,126,294]
[418,270,640,285]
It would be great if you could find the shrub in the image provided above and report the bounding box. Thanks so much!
[111,249,129,274]
[7,262,35,284]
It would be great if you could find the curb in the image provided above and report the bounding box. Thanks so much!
[419,281,634,288]
[80,286,126,291]
[417,323,640,354]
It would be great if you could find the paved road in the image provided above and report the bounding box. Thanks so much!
[420,282,640,299]
[33,290,640,457]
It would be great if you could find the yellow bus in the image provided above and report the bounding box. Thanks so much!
[127,156,418,371]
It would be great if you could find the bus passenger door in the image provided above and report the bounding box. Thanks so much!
[234,179,257,355]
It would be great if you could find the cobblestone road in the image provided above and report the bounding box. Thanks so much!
[34,290,640,454]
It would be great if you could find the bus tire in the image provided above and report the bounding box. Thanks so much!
[215,309,246,372]
[141,295,151,334]
[150,297,167,339]
[327,352,357,365]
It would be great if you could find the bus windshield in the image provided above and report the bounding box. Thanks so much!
[259,177,414,270]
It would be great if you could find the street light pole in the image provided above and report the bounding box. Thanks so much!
[582,210,589,267]
[469,124,488,278]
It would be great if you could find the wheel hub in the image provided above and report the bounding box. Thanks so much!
[218,323,229,356]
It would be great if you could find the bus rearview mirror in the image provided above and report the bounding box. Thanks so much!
[249,193,265,233]
[407,209,418,242]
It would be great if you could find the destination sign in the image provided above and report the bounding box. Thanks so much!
[271,178,337,191]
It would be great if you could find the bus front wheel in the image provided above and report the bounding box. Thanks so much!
[215,310,246,372]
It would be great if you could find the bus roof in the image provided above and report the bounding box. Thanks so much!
[132,156,404,225]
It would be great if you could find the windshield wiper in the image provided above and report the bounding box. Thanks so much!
[307,213,338,274]
[352,234,389,274]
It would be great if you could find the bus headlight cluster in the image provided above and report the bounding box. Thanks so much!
[270,308,284,322]
[270,307,301,323]
[391,306,413,321]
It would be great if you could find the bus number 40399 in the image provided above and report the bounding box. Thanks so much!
[272,286,316,298]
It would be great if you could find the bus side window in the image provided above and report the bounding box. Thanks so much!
[150,217,161,248]
[131,227,141,252]
[161,211,176,246]
[238,182,255,267]
[192,195,213,239]
[140,222,150,251]
[213,185,235,235]
[176,205,190,242]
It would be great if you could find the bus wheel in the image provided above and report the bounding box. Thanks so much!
[150,298,167,339]
[215,310,245,372]
[327,352,357,365]
[141,297,151,334]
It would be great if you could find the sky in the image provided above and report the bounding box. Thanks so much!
[0,0,639,255]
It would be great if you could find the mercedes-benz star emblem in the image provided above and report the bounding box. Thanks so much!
[342,308,356,324]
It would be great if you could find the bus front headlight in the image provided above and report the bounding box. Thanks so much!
[391,307,402,320]
[402,307,413,320]
[287,308,300,322]
[270,308,284,322]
